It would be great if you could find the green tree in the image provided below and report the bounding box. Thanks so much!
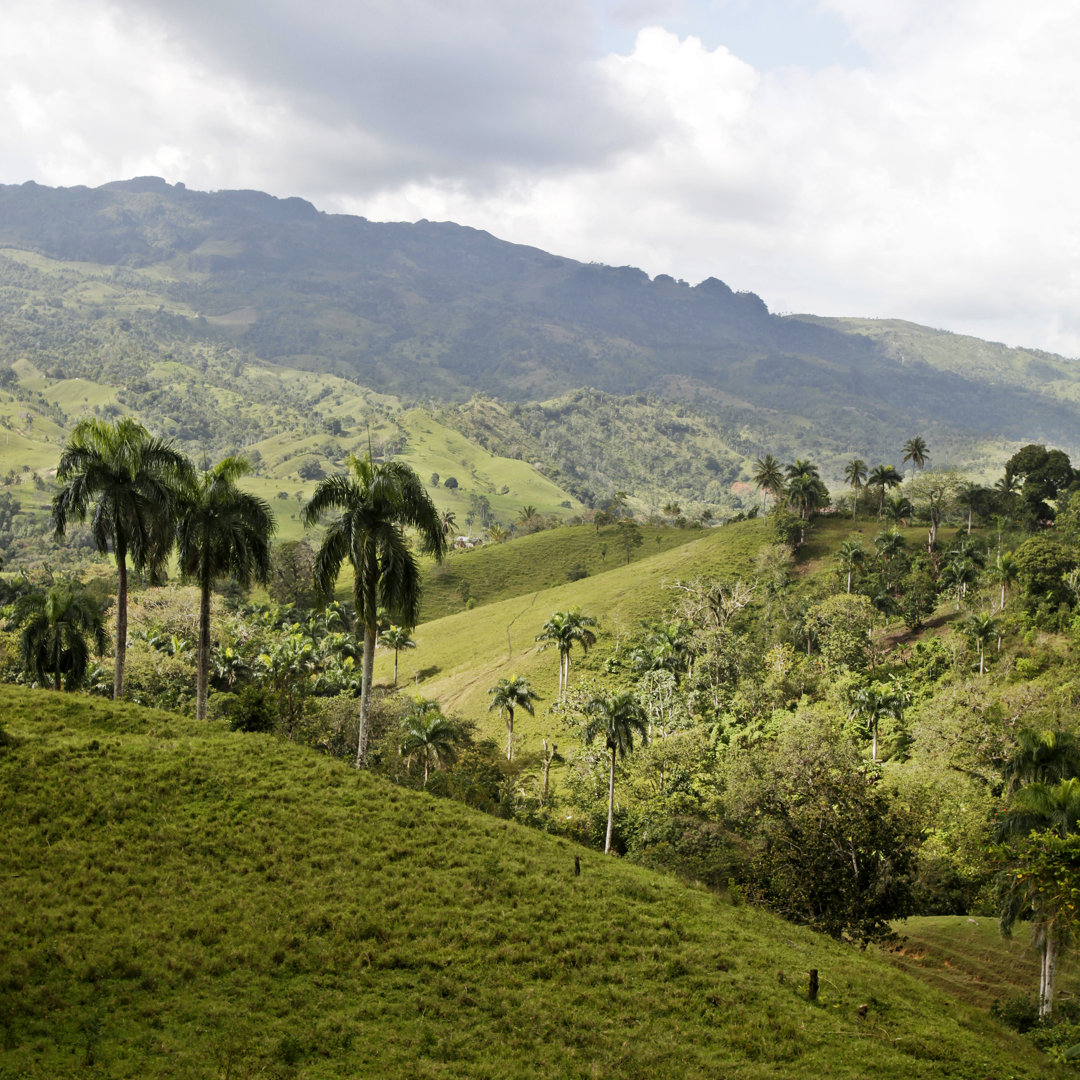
[487,675,540,761]
[901,436,929,485]
[379,624,416,687]
[303,451,447,766]
[583,691,649,854]
[53,418,191,699]
[8,582,108,691]
[399,701,461,787]
[176,456,275,721]
[961,612,998,676]
[848,681,907,762]
[615,519,643,564]
[834,537,866,594]
[536,609,599,697]
[867,464,903,516]
[844,458,868,522]
[1004,730,1080,792]
[751,454,785,518]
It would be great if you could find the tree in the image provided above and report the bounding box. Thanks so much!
[835,537,866,594]
[487,675,539,761]
[536,609,598,697]
[997,831,1080,1020]
[961,612,997,676]
[1004,730,1080,793]
[848,681,907,761]
[583,691,649,854]
[615,519,643,564]
[379,624,416,687]
[176,457,275,721]
[53,417,191,700]
[902,436,929,485]
[399,701,461,787]
[440,509,457,536]
[303,451,447,766]
[867,464,903,516]
[844,458,868,522]
[752,454,785,518]
[8,582,108,691]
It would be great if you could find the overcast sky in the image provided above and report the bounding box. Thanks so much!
[3,0,1078,356]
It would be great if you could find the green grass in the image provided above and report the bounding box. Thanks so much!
[0,685,1059,1078]
[887,916,1080,1012]
[382,519,772,735]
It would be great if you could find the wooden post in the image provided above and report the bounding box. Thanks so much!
[808,969,818,1001]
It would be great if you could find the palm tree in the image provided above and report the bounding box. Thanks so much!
[53,417,192,700]
[835,537,866,593]
[991,551,1017,610]
[751,454,785,518]
[844,458,868,522]
[535,609,598,697]
[303,450,447,766]
[848,683,906,762]
[902,436,929,486]
[399,702,461,787]
[962,612,997,675]
[882,494,914,525]
[956,482,991,534]
[176,456,275,721]
[1004,730,1080,793]
[9,582,108,691]
[874,528,907,562]
[487,675,540,761]
[584,691,649,854]
[867,464,903,516]
[440,509,457,537]
[996,778,1080,842]
[379,624,416,687]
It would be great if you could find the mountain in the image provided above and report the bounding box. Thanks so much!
[2,177,1079,461]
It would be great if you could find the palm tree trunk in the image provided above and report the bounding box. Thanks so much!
[114,539,128,700]
[871,720,878,762]
[196,572,211,720]
[393,648,399,687]
[357,623,376,767]
[605,745,616,855]
[1040,936,1057,1019]
[506,706,514,761]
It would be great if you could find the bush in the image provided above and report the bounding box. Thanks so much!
[224,686,277,733]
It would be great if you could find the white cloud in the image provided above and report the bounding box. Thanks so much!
[0,0,1078,355]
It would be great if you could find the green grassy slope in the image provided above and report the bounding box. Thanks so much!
[386,519,767,734]
[0,686,1057,1079]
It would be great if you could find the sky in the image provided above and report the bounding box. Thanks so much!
[2,0,1078,356]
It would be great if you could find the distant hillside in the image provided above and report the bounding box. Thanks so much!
[0,685,1055,1078]
[2,177,1080,472]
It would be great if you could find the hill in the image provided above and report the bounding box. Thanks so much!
[0,685,1058,1078]
[2,178,1080,505]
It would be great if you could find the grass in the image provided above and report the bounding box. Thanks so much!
[887,916,1080,1012]
[0,685,1060,1078]
[382,519,776,736]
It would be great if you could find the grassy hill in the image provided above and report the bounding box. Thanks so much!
[0,685,1059,1078]
[386,519,769,732]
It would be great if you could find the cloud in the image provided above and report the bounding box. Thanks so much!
[0,0,1078,355]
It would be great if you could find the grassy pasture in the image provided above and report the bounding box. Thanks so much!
[383,519,769,739]
[0,685,1057,1078]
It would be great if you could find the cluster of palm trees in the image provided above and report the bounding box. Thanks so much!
[41,418,447,768]
[752,436,931,526]
[50,418,275,721]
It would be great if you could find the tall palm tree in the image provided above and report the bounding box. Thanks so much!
[834,537,866,594]
[53,417,192,699]
[751,454,785,518]
[584,691,649,854]
[1004,730,1080,793]
[399,702,461,787]
[177,456,275,721]
[487,675,540,761]
[303,451,447,766]
[844,458,868,522]
[848,683,906,762]
[535,609,598,697]
[9,582,108,691]
[379,624,416,686]
[867,464,903,516]
[902,436,929,486]
[991,551,1017,610]
[995,778,1080,842]
[962,612,998,675]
